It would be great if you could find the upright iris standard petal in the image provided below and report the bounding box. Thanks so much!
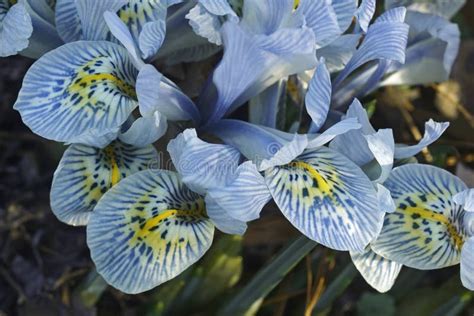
[305,59,331,132]
[365,129,395,183]
[331,0,358,32]
[330,99,395,183]
[119,113,168,147]
[371,164,468,270]
[51,140,158,226]
[14,41,138,147]
[0,3,33,57]
[77,0,127,41]
[117,0,168,59]
[205,195,247,235]
[264,146,383,251]
[55,0,82,43]
[207,161,272,222]
[394,119,449,159]
[316,34,360,73]
[87,170,214,294]
[202,19,316,124]
[355,0,376,33]
[240,0,295,34]
[382,12,460,86]
[461,237,474,290]
[104,10,145,69]
[167,129,241,195]
[186,0,237,46]
[350,248,403,293]
[249,80,286,128]
[334,7,409,87]
[297,0,341,48]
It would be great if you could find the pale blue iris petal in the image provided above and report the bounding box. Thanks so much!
[119,113,167,147]
[365,129,395,183]
[156,80,201,123]
[249,80,286,128]
[51,141,158,226]
[350,248,403,293]
[68,127,120,149]
[347,99,376,134]
[461,237,474,290]
[187,0,237,46]
[334,7,409,87]
[77,0,127,41]
[104,11,145,69]
[205,21,316,124]
[208,161,272,222]
[241,0,294,34]
[117,0,168,59]
[332,0,358,32]
[55,0,82,43]
[200,0,236,16]
[305,59,331,132]
[307,117,361,148]
[187,3,225,45]
[167,129,241,195]
[136,64,199,123]
[298,0,341,48]
[139,20,166,60]
[382,12,460,86]
[330,130,372,166]
[385,0,465,19]
[371,164,468,270]
[0,3,32,57]
[377,184,396,214]
[316,34,360,73]
[265,146,383,251]
[453,189,474,213]
[210,119,289,162]
[329,99,375,165]
[136,64,163,114]
[14,41,138,147]
[87,170,214,294]
[356,0,376,33]
[394,119,449,159]
[205,195,247,235]
[259,134,308,171]
[18,0,64,58]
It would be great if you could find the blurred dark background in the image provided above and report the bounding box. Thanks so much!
[1,1,474,315]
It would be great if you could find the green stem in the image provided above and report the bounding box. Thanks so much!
[218,235,317,316]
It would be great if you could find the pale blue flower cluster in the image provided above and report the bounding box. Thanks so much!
[4,0,472,295]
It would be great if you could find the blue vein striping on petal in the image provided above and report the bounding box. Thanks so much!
[350,247,403,293]
[264,146,383,251]
[87,170,214,294]
[14,41,138,146]
[371,164,468,270]
[51,140,158,226]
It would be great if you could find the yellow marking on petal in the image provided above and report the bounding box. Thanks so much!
[288,161,333,195]
[404,206,465,250]
[137,208,205,238]
[8,0,17,6]
[294,0,300,9]
[104,146,121,186]
[69,73,136,99]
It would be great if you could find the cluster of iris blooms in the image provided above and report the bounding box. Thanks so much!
[2,0,473,295]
